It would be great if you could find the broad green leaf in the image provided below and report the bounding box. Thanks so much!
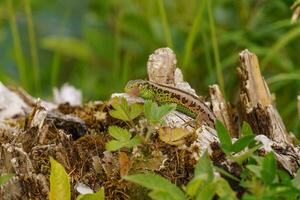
[215,120,232,154]
[129,103,143,120]
[278,170,292,185]
[109,98,142,121]
[0,174,14,186]
[144,101,176,125]
[109,108,131,121]
[195,182,216,200]
[157,104,177,119]
[124,135,141,148]
[144,101,159,124]
[123,173,187,200]
[292,168,300,190]
[76,187,105,200]
[246,165,262,179]
[194,151,214,181]
[186,152,214,196]
[49,157,71,200]
[149,190,174,200]
[105,140,125,151]
[232,135,255,153]
[241,122,254,136]
[261,152,276,184]
[106,135,140,151]
[215,178,237,199]
[108,126,131,141]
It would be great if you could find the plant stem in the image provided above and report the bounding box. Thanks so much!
[182,0,206,69]
[6,0,28,90]
[157,0,173,48]
[207,0,224,95]
[24,0,40,94]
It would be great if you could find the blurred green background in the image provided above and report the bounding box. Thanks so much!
[0,0,300,135]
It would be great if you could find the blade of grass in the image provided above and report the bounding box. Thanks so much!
[50,10,70,88]
[24,0,40,94]
[122,52,130,86]
[113,7,122,85]
[207,0,224,95]
[157,0,173,48]
[202,30,214,83]
[261,27,300,70]
[6,0,28,90]
[266,71,300,85]
[182,0,206,70]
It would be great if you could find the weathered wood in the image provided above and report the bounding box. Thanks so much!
[209,84,239,138]
[238,49,292,144]
[238,49,300,175]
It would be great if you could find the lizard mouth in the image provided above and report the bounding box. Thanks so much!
[125,87,140,96]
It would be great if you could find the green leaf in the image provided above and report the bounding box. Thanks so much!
[0,174,14,186]
[215,178,237,199]
[144,101,159,124]
[123,173,187,200]
[186,151,214,197]
[144,101,176,125]
[124,135,141,148]
[49,157,71,200]
[215,120,232,154]
[246,165,262,179]
[195,182,216,200]
[194,151,214,181]
[76,187,105,200]
[108,126,131,141]
[105,127,140,151]
[109,98,142,121]
[230,144,261,165]
[129,103,143,120]
[149,190,174,200]
[292,168,300,190]
[105,140,125,151]
[109,108,131,121]
[157,103,177,119]
[214,166,240,182]
[241,121,254,136]
[261,152,276,184]
[231,135,255,153]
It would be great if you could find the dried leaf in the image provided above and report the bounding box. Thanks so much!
[159,127,190,145]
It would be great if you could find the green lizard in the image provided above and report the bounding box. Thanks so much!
[125,79,216,127]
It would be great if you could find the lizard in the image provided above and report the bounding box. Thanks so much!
[124,79,216,127]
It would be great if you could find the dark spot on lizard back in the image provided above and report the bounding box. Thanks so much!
[182,97,188,104]
[171,92,181,100]
[189,101,196,107]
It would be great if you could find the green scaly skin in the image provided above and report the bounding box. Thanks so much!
[125,79,216,127]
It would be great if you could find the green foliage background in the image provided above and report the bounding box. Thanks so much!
[0,0,299,134]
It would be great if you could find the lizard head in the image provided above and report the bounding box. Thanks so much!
[125,80,155,100]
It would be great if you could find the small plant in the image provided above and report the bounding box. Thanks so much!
[124,152,237,200]
[105,126,141,151]
[49,157,105,200]
[215,120,256,155]
[241,152,300,199]
[143,101,176,125]
[109,97,143,127]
